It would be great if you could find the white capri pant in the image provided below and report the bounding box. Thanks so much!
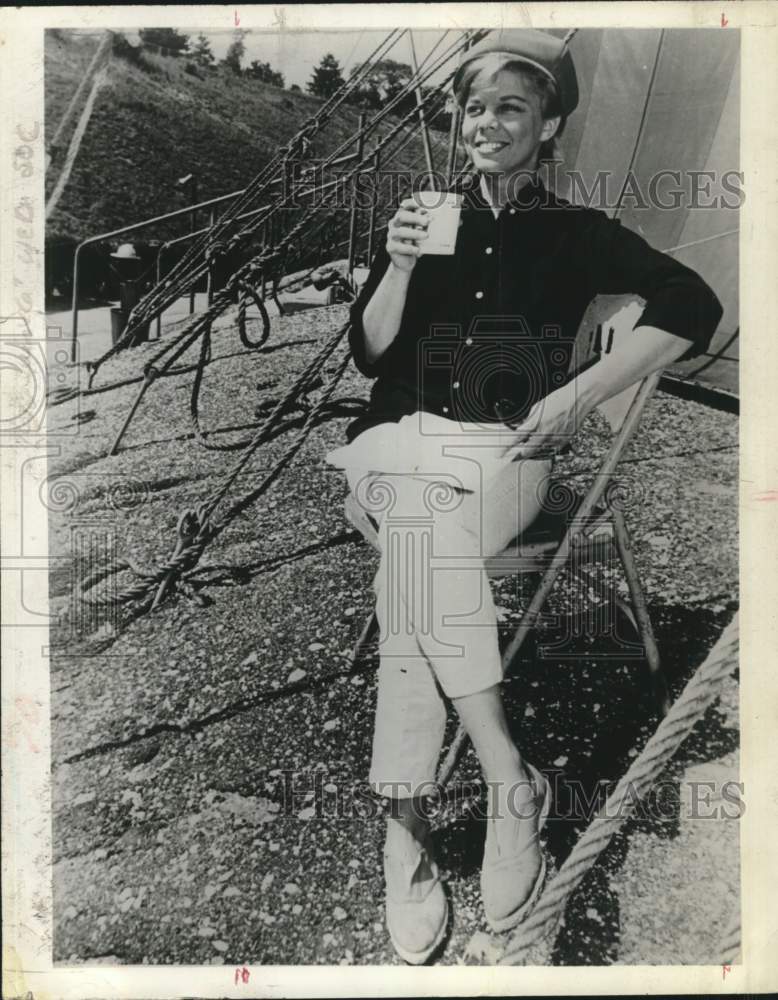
[338,420,552,800]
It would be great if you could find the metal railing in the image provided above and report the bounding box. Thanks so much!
[68,147,371,362]
[69,189,244,361]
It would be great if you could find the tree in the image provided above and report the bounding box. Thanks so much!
[349,58,413,111]
[138,28,190,55]
[223,29,248,75]
[246,59,285,88]
[290,83,301,92]
[348,58,450,133]
[191,33,215,68]
[307,53,344,100]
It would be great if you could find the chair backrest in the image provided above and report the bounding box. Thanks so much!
[568,293,649,436]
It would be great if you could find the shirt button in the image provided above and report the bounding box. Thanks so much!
[475,291,484,300]
[465,337,473,346]
[485,246,493,255]
[453,381,460,389]
[509,208,516,215]
[442,406,449,414]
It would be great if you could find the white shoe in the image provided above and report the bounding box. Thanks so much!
[383,840,449,964]
[480,761,552,932]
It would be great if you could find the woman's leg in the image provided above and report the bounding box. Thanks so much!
[447,459,552,926]
[364,457,552,797]
[350,458,552,947]
[349,469,450,961]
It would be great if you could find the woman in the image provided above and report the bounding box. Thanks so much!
[327,28,722,964]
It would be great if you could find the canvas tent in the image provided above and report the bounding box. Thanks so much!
[552,28,739,396]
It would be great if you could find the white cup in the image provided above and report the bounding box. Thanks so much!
[412,190,463,255]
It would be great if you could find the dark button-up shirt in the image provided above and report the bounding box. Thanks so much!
[346,176,723,443]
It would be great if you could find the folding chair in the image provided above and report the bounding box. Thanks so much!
[345,294,671,784]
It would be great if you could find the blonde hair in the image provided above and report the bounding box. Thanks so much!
[453,51,566,165]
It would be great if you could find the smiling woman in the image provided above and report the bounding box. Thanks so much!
[325,27,724,965]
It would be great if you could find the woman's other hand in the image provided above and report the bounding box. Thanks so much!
[500,392,585,460]
[386,198,430,272]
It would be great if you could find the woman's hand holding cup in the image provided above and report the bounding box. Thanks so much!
[386,197,429,272]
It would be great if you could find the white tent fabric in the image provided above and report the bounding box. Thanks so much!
[553,29,739,395]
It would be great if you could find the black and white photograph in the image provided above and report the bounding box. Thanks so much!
[3,3,776,993]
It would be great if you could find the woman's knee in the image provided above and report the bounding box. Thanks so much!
[463,458,553,556]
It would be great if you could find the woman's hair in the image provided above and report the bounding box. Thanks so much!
[453,52,567,164]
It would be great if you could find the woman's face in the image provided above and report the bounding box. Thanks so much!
[461,67,558,176]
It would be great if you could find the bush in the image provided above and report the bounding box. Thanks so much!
[112,32,142,64]
[138,28,190,55]
[184,61,204,79]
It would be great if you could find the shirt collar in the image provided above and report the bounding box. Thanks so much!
[458,171,546,214]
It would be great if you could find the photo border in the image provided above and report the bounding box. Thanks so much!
[2,3,775,996]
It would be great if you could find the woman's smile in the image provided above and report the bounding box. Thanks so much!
[474,139,511,155]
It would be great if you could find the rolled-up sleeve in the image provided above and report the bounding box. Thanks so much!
[583,213,723,361]
[349,244,392,377]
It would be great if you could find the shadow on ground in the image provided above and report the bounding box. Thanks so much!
[431,599,738,965]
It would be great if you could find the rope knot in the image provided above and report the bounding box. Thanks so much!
[150,507,208,611]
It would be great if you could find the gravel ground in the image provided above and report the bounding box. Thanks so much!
[47,304,739,966]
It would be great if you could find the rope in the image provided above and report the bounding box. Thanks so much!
[498,614,739,964]
[88,26,473,376]
[132,27,477,327]
[87,250,269,381]
[80,323,352,613]
[80,37,476,450]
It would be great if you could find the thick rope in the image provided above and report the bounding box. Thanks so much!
[498,614,739,964]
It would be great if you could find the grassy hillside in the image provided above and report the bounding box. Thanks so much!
[44,31,450,246]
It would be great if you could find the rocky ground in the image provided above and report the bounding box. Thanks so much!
[47,303,739,966]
